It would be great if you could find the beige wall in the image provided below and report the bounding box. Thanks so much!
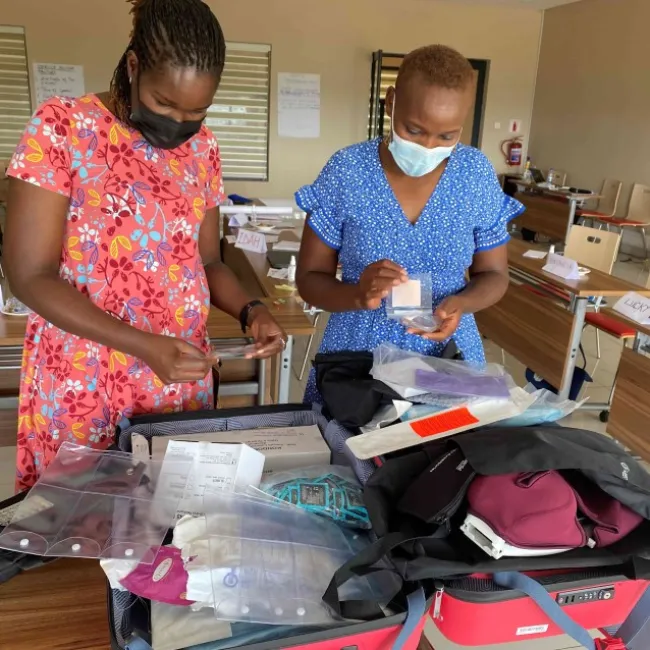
[530,0,650,241]
[1,0,542,198]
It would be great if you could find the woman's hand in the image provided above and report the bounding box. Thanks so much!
[356,260,408,310]
[248,305,287,359]
[137,334,215,385]
[406,296,466,342]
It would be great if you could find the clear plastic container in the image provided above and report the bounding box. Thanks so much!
[0,442,191,563]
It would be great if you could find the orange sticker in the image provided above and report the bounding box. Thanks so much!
[410,407,479,438]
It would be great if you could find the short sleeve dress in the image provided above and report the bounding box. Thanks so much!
[295,139,524,404]
[7,94,224,489]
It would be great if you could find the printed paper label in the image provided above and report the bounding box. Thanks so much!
[516,624,549,636]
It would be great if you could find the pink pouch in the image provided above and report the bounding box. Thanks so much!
[120,546,194,606]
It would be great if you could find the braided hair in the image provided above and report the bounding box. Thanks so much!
[109,0,226,124]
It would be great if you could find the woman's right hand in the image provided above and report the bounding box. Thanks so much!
[355,260,408,310]
[136,334,215,385]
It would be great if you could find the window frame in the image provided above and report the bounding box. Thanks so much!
[207,41,271,183]
[0,24,32,162]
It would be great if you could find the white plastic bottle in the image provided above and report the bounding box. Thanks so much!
[287,256,297,283]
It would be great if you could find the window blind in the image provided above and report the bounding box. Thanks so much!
[0,26,31,161]
[207,42,271,181]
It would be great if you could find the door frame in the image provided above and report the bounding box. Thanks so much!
[369,51,490,148]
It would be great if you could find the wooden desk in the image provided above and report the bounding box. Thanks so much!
[475,282,576,391]
[0,559,110,650]
[479,239,650,401]
[507,239,650,298]
[222,223,304,299]
[512,183,601,244]
[222,221,311,402]
[607,347,650,463]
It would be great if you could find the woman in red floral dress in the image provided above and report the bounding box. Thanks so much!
[4,0,285,490]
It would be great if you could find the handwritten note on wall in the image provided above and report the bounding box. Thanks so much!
[34,63,85,104]
[278,73,320,139]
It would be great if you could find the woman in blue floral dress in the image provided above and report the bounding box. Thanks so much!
[296,45,523,404]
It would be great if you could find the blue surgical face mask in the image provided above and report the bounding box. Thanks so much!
[387,101,460,177]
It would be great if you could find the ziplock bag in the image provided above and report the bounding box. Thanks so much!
[210,344,257,360]
[203,489,399,626]
[492,386,585,427]
[372,342,513,400]
[0,442,191,563]
[386,274,433,324]
[260,466,371,530]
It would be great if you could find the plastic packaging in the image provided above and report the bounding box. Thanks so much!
[386,274,433,326]
[372,343,513,400]
[0,443,191,563]
[210,344,257,360]
[203,490,399,626]
[260,466,371,530]
[401,312,440,333]
[491,386,585,427]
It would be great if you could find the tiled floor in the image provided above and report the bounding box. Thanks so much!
[0,258,646,649]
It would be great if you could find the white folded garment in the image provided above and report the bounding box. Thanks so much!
[151,601,232,650]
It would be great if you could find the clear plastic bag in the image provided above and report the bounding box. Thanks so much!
[203,490,398,626]
[491,386,585,427]
[386,274,433,325]
[0,443,191,563]
[372,343,513,400]
[209,344,257,360]
[260,466,370,530]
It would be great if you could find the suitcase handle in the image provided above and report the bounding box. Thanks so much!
[494,572,650,650]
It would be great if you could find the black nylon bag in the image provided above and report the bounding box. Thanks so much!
[357,428,650,588]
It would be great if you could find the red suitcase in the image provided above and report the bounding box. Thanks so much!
[432,570,648,647]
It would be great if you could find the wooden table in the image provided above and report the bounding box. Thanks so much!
[0,560,110,650]
[222,220,311,402]
[477,239,650,401]
[513,181,601,244]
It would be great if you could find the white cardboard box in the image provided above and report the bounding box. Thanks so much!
[152,425,331,476]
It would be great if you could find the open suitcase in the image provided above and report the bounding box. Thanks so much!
[107,403,432,650]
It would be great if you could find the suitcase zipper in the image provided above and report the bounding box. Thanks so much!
[432,583,444,620]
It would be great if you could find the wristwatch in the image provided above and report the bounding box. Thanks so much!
[239,300,264,333]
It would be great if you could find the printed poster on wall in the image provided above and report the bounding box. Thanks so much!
[33,63,85,104]
[278,73,320,139]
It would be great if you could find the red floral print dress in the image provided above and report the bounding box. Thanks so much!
[7,94,224,490]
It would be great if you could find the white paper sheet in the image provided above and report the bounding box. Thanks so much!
[613,292,650,325]
[235,228,267,254]
[523,250,548,260]
[268,268,289,280]
[160,441,265,519]
[392,280,421,308]
[542,253,581,280]
[34,63,85,103]
[278,73,320,138]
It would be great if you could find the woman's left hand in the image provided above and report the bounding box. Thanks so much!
[248,306,287,358]
[407,295,465,342]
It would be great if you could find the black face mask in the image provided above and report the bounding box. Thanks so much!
[130,98,203,150]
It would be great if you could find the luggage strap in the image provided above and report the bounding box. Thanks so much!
[494,572,650,650]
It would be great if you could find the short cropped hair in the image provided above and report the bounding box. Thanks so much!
[396,45,474,91]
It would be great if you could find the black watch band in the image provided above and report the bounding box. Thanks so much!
[239,300,264,333]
